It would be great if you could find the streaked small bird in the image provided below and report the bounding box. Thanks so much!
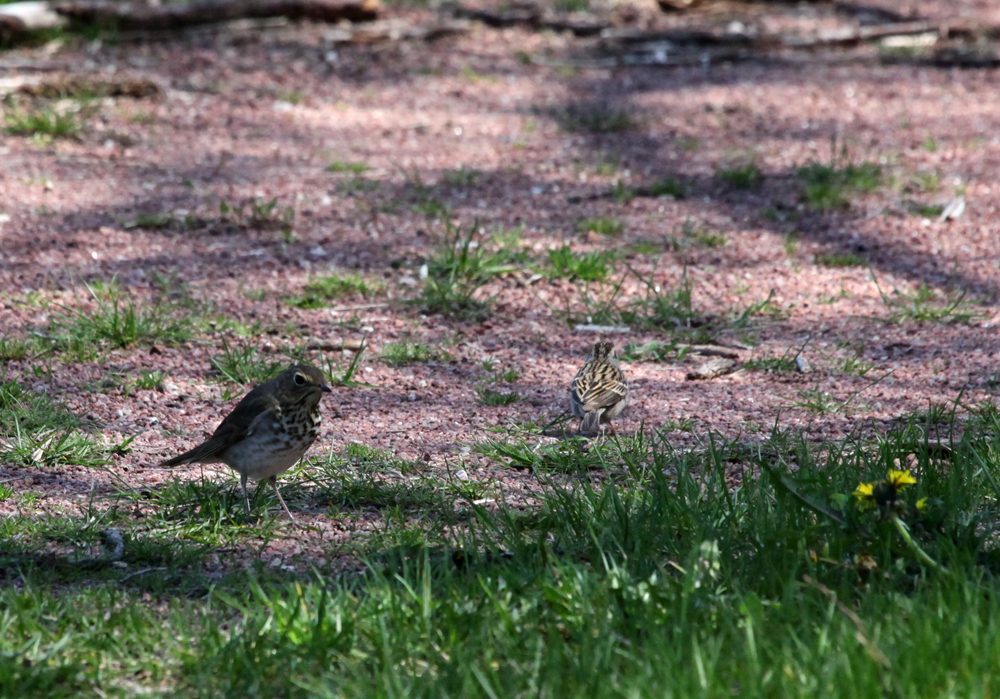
[160,364,331,522]
[570,341,629,437]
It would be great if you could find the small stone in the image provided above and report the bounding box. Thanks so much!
[686,357,737,381]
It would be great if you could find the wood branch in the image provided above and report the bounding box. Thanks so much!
[0,1,68,34]
[656,0,705,12]
[442,2,608,37]
[782,20,942,48]
[2,0,378,36]
[587,20,990,71]
[322,17,470,44]
[600,26,759,46]
[56,0,378,29]
[16,75,162,98]
[686,357,737,380]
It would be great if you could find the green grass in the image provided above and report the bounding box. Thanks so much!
[554,103,636,133]
[907,202,945,218]
[799,160,883,210]
[874,277,981,325]
[132,369,166,391]
[743,350,800,373]
[341,175,380,193]
[441,166,481,188]
[49,282,193,350]
[0,379,127,467]
[9,412,1000,694]
[477,387,520,406]
[381,340,446,367]
[717,160,762,189]
[3,107,83,138]
[816,251,867,268]
[554,0,589,10]
[648,176,685,198]
[288,272,381,309]
[546,245,614,281]
[133,212,174,230]
[685,226,727,248]
[419,223,521,319]
[209,338,287,393]
[0,379,80,435]
[620,340,685,363]
[327,160,368,173]
[577,217,623,236]
[620,267,702,334]
[0,334,40,361]
[475,359,521,406]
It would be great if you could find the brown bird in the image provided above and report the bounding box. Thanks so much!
[160,364,331,521]
[570,342,628,437]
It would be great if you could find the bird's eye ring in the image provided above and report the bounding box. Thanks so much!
[294,373,306,385]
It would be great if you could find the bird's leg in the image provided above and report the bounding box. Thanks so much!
[269,475,296,523]
[240,472,252,518]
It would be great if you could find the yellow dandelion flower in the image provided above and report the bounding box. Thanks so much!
[916,497,928,511]
[886,469,916,491]
[854,482,876,510]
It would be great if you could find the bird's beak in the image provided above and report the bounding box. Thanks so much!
[321,384,332,393]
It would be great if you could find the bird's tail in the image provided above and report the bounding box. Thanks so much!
[579,409,604,436]
[159,445,204,467]
[159,452,194,467]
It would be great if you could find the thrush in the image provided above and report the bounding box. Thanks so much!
[160,364,331,522]
[570,341,628,437]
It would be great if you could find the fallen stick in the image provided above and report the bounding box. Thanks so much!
[322,17,470,44]
[0,0,378,36]
[442,2,608,37]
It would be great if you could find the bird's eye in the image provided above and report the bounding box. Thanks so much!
[294,373,306,386]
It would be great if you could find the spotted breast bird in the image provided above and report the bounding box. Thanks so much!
[160,364,331,522]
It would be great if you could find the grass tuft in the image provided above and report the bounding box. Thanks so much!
[546,245,614,281]
[577,217,623,236]
[288,273,381,309]
[381,340,446,367]
[717,160,762,189]
[554,103,636,133]
[0,379,125,466]
[209,338,286,392]
[4,107,83,138]
[799,161,882,210]
[50,282,193,350]
[816,251,867,268]
[418,222,521,319]
[477,387,520,406]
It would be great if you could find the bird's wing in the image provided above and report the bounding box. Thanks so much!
[160,390,281,466]
[571,366,628,413]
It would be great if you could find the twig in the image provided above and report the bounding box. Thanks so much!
[329,303,390,313]
[119,566,168,583]
[802,575,891,669]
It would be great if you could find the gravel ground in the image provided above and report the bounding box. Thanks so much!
[0,0,997,567]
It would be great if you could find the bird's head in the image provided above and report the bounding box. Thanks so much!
[589,341,617,362]
[275,364,332,403]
